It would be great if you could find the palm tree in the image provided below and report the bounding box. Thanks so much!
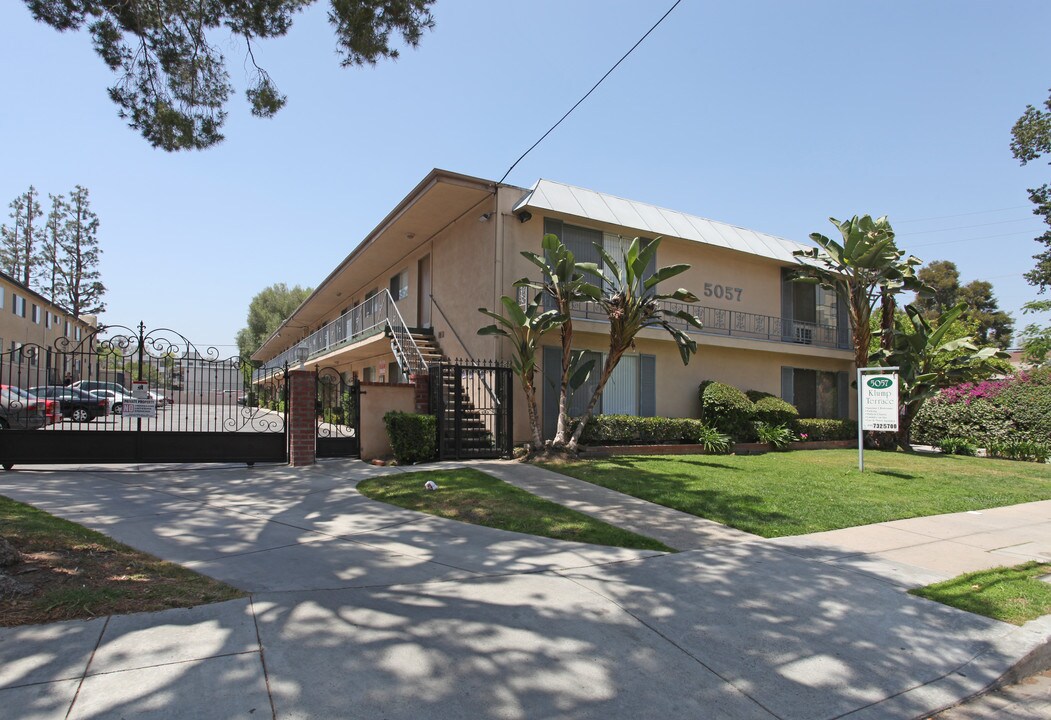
[478,294,566,450]
[793,215,924,372]
[514,234,601,447]
[566,237,702,450]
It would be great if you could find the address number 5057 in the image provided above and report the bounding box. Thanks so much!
[703,283,743,302]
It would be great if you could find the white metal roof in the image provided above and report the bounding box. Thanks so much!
[513,179,812,264]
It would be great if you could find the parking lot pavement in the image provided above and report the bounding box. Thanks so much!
[1,459,1050,719]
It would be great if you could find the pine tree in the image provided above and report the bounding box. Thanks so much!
[55,186,106,317]
[36,193,69,304]
[0,186,43,285]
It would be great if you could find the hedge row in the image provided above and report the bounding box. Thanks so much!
[913,368,1051,447]
[578,415,716,445]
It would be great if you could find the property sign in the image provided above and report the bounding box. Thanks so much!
[860,373,899,432]
[124,398,157,419]
[131,381,150,400]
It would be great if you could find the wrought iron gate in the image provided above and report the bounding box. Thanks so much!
[0,322,287,469]
[430,360,512,459]
[316,367,360,458]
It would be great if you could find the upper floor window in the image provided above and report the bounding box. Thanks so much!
[390,269,409,301]
[12,294,26,317]
[64,321,71,338]
[543,218,656,283]
[31,304,40,324]
[75,326,82,341]
[45,312,52,329]
[0,286,4,309]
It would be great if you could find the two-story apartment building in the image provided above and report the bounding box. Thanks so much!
[0,270,99,385]
[252,169,855,443]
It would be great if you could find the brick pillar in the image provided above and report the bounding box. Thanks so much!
[412,373,430,414]
[287,370,316,467]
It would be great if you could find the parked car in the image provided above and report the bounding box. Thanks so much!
[0,386,52,429]
[74,380,172,408]
[88,389,129,415]
[28,386,109,422]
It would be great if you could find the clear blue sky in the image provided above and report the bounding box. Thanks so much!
[2,0,1049,351]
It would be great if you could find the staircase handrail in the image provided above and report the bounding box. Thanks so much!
[384,289,427,378]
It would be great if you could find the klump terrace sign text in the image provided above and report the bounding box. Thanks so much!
[861,373,899,432]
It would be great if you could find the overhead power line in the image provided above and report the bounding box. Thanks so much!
[896,205,1032,224]
[898,216,1039,237]
[909,229,1037,249]
[497,0,683,185]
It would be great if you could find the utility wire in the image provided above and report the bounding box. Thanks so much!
[896,205,1031,224]
[497,0,683,185]
[898,216,1039,236]
[910,229,1036,248]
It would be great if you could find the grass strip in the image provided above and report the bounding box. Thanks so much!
[909,562,1051,625]
[1,495,243,627]
[357,468,674,552]
[541,449,1051,538]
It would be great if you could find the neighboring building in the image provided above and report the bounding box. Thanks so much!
[252,169,855,443]
[0,270,98,385]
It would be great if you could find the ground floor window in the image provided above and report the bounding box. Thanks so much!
[541,347,655,439]
[781,366,848,418]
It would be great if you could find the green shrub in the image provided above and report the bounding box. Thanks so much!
[987,440,1051,463]
[936,437,978,456]
[791,418,858,441]
[913,398,1014,447]
[755,422,796,450]
[695,425,732,454]
[745,390,775,403]
[699,382,756,441]
[579,415,707,445]
[383,411,437,464]
[753,396,799,426]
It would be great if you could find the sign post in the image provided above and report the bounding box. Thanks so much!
[857,366,899,472]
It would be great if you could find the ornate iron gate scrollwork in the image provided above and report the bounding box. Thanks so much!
[315,366,360,458]
[0,321,288,468]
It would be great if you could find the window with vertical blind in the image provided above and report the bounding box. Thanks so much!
[781,366,849,419]
[541,346,656,439]
[543,219,657,282]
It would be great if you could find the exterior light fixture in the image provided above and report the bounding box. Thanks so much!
[479,212,494,222]
[296,344,309,369]
[517,210,532,224]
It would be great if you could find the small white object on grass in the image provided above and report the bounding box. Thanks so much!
[424,480,439,491]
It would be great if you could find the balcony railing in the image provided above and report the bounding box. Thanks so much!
[255,289,426,381]
[517,287,849,350]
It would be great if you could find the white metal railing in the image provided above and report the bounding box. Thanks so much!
[254,289,427,381]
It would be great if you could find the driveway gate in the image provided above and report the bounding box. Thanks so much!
[0,322,287,469]
[316,367,360,458]
[430,360,512,459]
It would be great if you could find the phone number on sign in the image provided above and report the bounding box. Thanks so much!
[866,423,898,430]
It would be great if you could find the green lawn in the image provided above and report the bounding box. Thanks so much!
[541,450,1051,538]
[357,468,673,552]
[910,562,1051,625]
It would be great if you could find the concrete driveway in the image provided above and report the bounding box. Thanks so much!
[2,459,1050,720]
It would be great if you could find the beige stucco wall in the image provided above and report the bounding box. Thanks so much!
[359,382,417,459]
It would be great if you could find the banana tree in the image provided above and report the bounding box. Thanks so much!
[872,303,1008,449]
[514,234,601,448]
[478,294,566,450]
[793,215,925,372]
[566,237,702,450]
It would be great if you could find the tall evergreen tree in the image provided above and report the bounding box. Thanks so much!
[0,186,43,285]
[1011,88,1051,291]
[958,280,1014,349]
[36,193,69,304]
[54,186,106,317]
[915,260,961,318]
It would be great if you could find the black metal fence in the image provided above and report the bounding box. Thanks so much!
[430,360,512,459]
[316,366,360,458]
[0,322,287,468]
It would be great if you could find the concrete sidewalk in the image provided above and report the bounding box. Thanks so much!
[1,459,1050,719]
